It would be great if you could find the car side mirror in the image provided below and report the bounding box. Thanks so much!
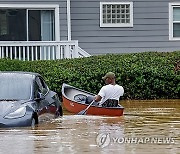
[35,92,45,101]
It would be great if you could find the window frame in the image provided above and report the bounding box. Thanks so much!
[169,3,180,40]
[0,4,60,41]
[100,2,133,28]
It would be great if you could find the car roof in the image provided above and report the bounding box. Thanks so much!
[0,71,41,80]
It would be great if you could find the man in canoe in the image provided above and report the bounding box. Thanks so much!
[86,72,124,107]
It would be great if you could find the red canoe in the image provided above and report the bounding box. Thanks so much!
[62,83,124,116]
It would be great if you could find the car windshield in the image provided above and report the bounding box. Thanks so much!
[0,73,32,100]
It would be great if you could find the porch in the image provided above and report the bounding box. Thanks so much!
[0,41,90,61]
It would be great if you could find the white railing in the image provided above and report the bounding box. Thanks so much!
[0,40,90,61]
[78,46,91,58]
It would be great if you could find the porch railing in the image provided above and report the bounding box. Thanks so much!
[0,40,90,61]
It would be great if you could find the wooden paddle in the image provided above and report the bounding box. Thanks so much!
[77,100,95,115]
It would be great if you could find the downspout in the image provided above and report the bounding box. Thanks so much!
[67,0,71,41]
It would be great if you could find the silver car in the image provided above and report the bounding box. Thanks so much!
[0,71,63,127]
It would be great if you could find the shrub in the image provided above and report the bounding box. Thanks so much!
[0,51,179,99]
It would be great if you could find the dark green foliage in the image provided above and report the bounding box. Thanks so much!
[0,51,179,99]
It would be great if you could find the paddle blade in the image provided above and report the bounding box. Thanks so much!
[77,110,87,115]
[77,101,94,115]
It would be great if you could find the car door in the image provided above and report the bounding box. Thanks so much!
[35,76,50,115]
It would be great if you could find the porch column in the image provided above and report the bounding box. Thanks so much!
[67,0,71,41]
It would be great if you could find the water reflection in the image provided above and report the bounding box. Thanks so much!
[0,100,179,154]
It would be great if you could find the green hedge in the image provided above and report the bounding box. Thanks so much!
[0,51,179,100]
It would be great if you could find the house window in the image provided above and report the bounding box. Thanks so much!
[169,3,180,40]
[0,5,59,41]
[100,2,133,27]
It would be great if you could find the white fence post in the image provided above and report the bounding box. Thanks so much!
[56,44,61,59]
[40,46,43,60]
[2,47,4,58]
[73,40,79,58]
[23,46,25,61]
[64,45,70,58]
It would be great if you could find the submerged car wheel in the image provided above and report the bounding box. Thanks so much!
[58,106,63,116]
[31,113,38,128]
[55,106,63,117]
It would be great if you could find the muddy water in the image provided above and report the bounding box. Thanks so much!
[0,100,179,154]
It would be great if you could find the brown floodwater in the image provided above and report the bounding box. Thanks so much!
[0,100,179,154]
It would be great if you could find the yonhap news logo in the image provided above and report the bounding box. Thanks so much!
[96,133,175,148]
[96,133,111,148]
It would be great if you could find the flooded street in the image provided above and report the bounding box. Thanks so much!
[0,100,179,154]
